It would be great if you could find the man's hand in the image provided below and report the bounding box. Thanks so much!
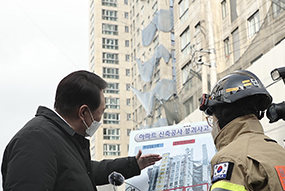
[136,150,162,170]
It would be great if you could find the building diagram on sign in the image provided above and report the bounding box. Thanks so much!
[126,122,216,191]
[147,145,210,191]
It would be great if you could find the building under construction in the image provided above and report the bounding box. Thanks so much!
[147,145,210,191]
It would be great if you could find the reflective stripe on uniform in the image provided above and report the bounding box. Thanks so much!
[211,181,247,191]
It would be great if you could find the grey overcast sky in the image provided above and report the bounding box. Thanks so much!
[0,0,89,185]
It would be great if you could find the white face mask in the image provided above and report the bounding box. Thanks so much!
[83,107,102,137]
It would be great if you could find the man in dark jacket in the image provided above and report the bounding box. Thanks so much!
[1,70,162,191]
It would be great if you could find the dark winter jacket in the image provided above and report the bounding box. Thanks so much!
[2,106,140,191]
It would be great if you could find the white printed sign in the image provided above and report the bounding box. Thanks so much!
[126,121,216,191]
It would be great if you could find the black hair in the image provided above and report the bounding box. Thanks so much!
[212,95,266,129]
[54,70,108,117]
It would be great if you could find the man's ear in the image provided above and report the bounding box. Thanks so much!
[78,104,88,121]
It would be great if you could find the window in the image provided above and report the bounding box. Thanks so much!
[182,62,191,84]
[171,32,175,45]
[90,14,94,24]
[224,37,230,58]
[102,38,118,50]
[102,10,118,21]
[181,62,193,92]
[207,74,211,93]
[102,24,118,35]
[102,53,119,64]
[248,10,260,38]
[103,144,120,156]
[131,39,133,49]
[144,118,148,126]
[105,97,120,109]
[127,129,131,136]
[125,26,129,33]
[127,114,132,121]
[232,28,240,62]
[126,98,131,106]
[126,84,131,91]
[90,28,94,40]
[183,96,193,116]
[273,0,285,18]
[155,106,162,120]
[126,69,130,76]
[103,128,120,140]
[143,84,147,92]
[195,22,200,36]
[104,83,119,94]
[153,36,159,49]
[124,12,129,19]
[90,42,94,53]
[103,113,120,125]
[134,108,138,121]
[221,0,227,19]
[136,13,140,22]
[103,67,119,79]
[90,0,94,10]
[152,2,158,15]
[141,21,145,30]
[125,40,129,47]
[138,106,142,115]
[124,0,128,5]
[154,70,160,82]
[179,0,189,23]
[90,56,95,70]
[172,49,176,61]
[141,5,144,15]
[180,27,191,59]
[137,43,141,53]
[125,54,130,61]
[170,0,173,8]
[102,0,117,7]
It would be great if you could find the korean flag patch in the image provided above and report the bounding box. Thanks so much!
[212,162,234,183]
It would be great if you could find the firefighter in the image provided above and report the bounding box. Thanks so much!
[199,70,285,191]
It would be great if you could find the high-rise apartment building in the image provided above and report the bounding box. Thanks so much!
[173,0,285,125]
[216,0,285,78]
[89,0,132,161]
[88,0,285,160]
[173,0,220,124]
[88,0,285,189]
[130,0,176,130]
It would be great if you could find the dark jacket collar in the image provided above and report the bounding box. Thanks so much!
[36,106,77,136]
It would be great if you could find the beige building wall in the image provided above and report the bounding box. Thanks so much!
[130,0,174,129]
[174,0,285,124]
[173,0,220,123]
[247,39,285,146]
[217,0,272,77]
[89,0,133,162]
